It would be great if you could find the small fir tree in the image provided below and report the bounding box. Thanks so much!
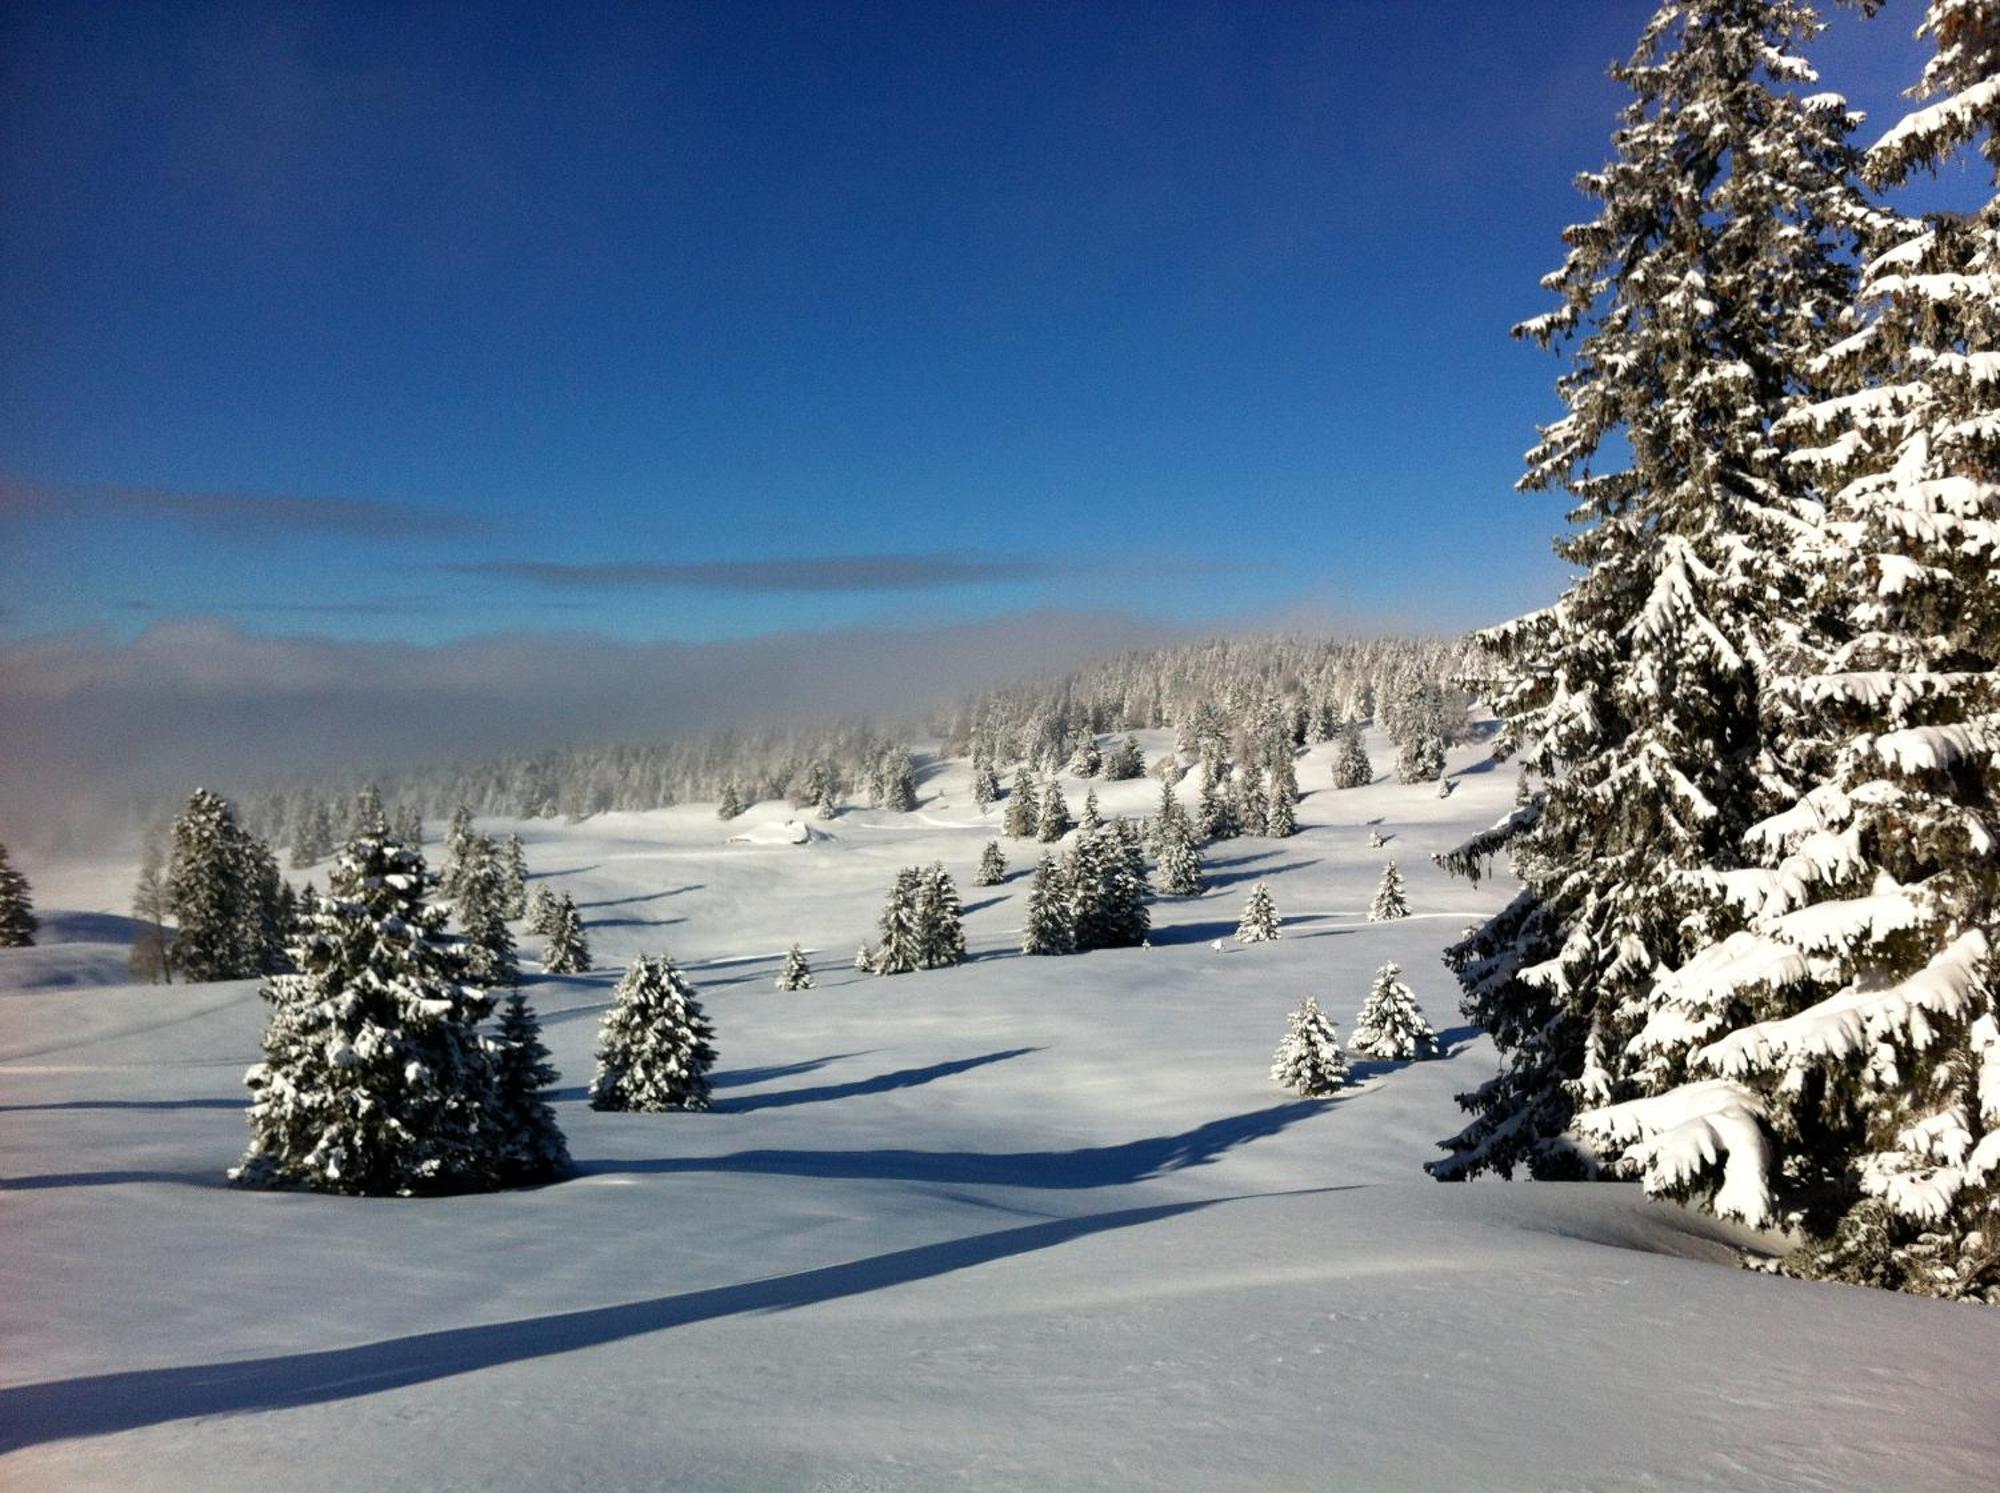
[1022,854,1075,955]
[975,840,1008,886]
[1369,862,1409,922]
[501,834,529,918]
[776,942,815,991]
[874,867,925,975]
[0,840,39,948]
[1038,779,1073,841]
[718,783,743,820]
[541,893,592,974]
[455,836,519,989]
[1004,768,1040,838]
[1331,720,1373,789]
[490,989,570,1183]
[1351,963,1441,1060]
[523,882,556,935]
[1236,881,1280,944]
[854,944,876,973]
[589,954,717,1112]
[1271,996,1350,1097]
[916,863,966,968]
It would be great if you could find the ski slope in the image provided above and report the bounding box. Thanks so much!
[3,729,1995,1490]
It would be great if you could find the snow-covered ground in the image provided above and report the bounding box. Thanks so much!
[4,730,1996,1490]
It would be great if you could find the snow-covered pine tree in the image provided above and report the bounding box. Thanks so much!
[0,840,38,947]
[588,954,717,1112]
[541,892,592,974]
[874,868,925,975]
[1369,862,1409,922]
[1004,768,1040,839]
[1429,0,1882,1184]
[441,805,477,897]
[1572,3,2000,1299]
[1198,765,1239,840]
[1265,775,1298,839]
[1236,880,1280,944]
[1368,829,1386,849]
[1395,720,1447,784]
[501,834,529,918]
[167,789,281,981]
[523,881,555,935]
[1038,779,1073,841]
[454,835,519,989]
[976,839,1008,886]
[972,759,1001,811]
[490,989,570,1183]
[916,863,966,968]
[1022,853,1075,955]
[392,803,424,848]
[1102,734,1145,780]
[776,942,815,991]
[1080,787,1103,831]
[233,829,504,1195]
[1351,962,1441,1060]
[1271,996,1350,1097]
[289,798,334,869]
[349,784,388,839]
[854,944,876,973]
[718,783,743,820]
[1069,739,1102,778]
[1236,762,1269,837]
[1332,719,1373,789]
[880,752,919,812]
[1154,782,1207,897]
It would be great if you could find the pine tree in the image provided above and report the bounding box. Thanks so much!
[854,944,876,974]
[1022,854,1075,955]
[1102,734,1145,780]
[1236,762,1269,837]
[1236,881,1280,944]
[1153,783,1207,897]
[1038,779,1073,841]
[523,882,556,935]
[541,893,591,974]
[589,954,716,1112]
[167,789,281,980]
[349,784,388,839]
[490,990,569,1184]
[776,942,815,991]
[1369,862,1409,922]
[1069,739,1102,778]
[1271,996,1349,1097]
[1395,721,1447,784]
[1004,769,1040,839]
[1331,719,1373,789]
[972,759,1001,812]
[289,798,334,869]
[916,863,966,969]
[1265,782,1298,839]
[0,840,37,948]
[718,783,743,820]
[392,803,424,848]
[501,834,529,919]
[233,830,505,1195]
[1428,0,1881,1184]
[874,868,925,975]
[1572,3,2000,1298]
[441,805,477,897]
[880,752,919,812]
[1351,963,1441,1060]
[1197,766,1237,841]
[976,840,1008,886]
[816,779,840,820]
[455,835,519,989]
[1080,787,1102,831]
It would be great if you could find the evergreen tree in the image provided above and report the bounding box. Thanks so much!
[1004,769,1040,839]
[1395,721,1447,784]
[874,868,926,975]
[1573,3,2000,1299]
[916,863,967,968]
[1236,881,1280,944]
[541,893,591,974]
[1265,780,1298,839]
[816,780,840,821]
[1429,0,1881,1184]
[1038,779,1073,841]
[972,759,1001,811]
[455,835,519,989]
[1102,734,1145,780]
[349,784,388,839]
[1236,763,1269,837]
[1069,739,1102,778]
[976,840,1008,886]
[776,942,815,991]
[589,954,716,1112]
[523,881,556,935]
[1272,996,1350,1097]
[167,789,281,980]
[289,798,334,869]
[233,830,505,1195]
[1197,766,1237,841]
[1022,854,1075,955]
[854,944,876,974]
[501,834,529,918]
[0,840,38,948]
[1080,787,1103,831]
[1369,862,1410,922]
[392,802,424,848]
[441,805,477,897]
[490,989,569,1183]
[1156,805,1207,897]
[880,752,919,812]
[1332,719,1374,789]
[718,783,743,820]
[1351,962,1441,1060]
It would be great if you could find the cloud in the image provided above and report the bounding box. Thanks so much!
[457,552,1056,594]
[0,475,491,542]
[120,598,445,617]
[0,611,1184,849]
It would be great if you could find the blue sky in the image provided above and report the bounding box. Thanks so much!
[0,0,1961,645]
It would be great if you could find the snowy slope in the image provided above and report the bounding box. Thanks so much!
[3,729,1995,1490]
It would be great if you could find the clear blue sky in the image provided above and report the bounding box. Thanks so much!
[0,1,1955,644]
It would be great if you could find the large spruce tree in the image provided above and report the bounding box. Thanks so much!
[0,840,39,948]
[1430,0,1882,1183]
[1575,1,2000,1299]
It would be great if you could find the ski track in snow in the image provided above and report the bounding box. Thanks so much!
[3,726,1996,1491]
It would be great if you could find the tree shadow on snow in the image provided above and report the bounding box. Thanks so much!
[0,1168,225,1192]
[1145,919,1243,948]
[713,1048,1037,1113]
[573,1098,1330,1190]
[0,1096,244,1114]
[577,887,701,910]
[960,895,1009,917]
[547,1050,876,1104]
[1204,859,1320,891]
[0,1185,1353,1453]
[526,866,598,880]
[583,914,686,931]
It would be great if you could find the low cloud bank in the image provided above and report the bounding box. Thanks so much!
[0,611,1181,850]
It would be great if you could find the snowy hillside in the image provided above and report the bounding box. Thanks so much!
[3,727,1995,1490]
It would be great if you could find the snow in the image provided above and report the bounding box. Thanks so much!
[3,728,1997,1489]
